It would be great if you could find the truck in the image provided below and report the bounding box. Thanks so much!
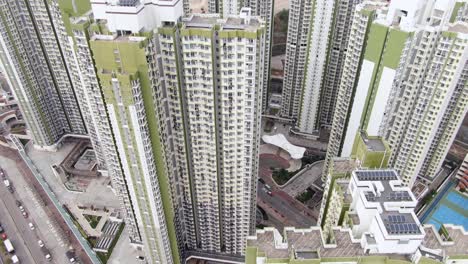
[4,239,14,253]
[41,247,51,261]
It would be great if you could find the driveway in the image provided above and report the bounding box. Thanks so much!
[281,161,324,197]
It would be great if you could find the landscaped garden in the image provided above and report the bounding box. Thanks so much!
[272,168,299,185]
[296,188,315,203]
[84,214,102,229]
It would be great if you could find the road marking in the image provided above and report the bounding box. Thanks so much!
[24,187,66,247]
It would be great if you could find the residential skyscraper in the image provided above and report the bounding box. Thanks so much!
[0,0,86,149]
[64,0,265,261]
[281,0,362,134]
[323,0,468,186]
[207,0,273,111]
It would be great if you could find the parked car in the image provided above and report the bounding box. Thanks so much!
[41,247,51,261]
[1,233,7,240]
[38,240,44,248]
[16,200,22,207]
[22,211,28,218]
[66,250,76,263]
[28,223,34,230]
[0,224,3,233]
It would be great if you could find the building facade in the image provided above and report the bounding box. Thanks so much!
[63,0,265,262]
[0,0,87,148]
[157,12,265,256]
[281,0,362,134]
[207,0,273,112]
[323,0,468,186]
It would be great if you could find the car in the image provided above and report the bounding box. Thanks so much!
[15,200,21,207]
[1,233,7,240]
[38,240,44,248]
[264,184,272,191]
[258,178,266,184]
[28,223,34,230]
[266,190,273,196]
[0,224,3,233]
[136,256,145,261]
[66,250,76,263]
[19,206,25,212]
[22,211,28,218]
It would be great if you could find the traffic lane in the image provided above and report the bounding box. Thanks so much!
[0,155,69,264]
[0,187,37,264]
[0,184,52,264]
[257,182,315,227]
[0,145,91,264]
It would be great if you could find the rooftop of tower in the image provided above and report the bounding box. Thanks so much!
[247,224,468,262]
[182,13,263,31]
[352,170,422,236]
[360,132,387,152]
[448,21,468,34]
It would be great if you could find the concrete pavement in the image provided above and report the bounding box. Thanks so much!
[26,143,121,210]
[281,161,324,197]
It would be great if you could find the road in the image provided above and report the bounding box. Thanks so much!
[281,161,324,197]
[257,181,315,228]
[0,144,92,264]
[0,175,52,264]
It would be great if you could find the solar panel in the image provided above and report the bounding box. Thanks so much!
[356,170,398,181]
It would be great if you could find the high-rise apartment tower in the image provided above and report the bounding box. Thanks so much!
[0,0,87,148]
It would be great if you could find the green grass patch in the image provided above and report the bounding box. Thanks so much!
[296,188,314,203]
[264,120,274,132]
[272,168,298,185]
[83,214,102,229]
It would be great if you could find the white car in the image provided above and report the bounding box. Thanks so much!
[28,223,34,230]
[38,240,44,247]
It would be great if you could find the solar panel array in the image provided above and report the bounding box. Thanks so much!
[119,0,140,6]
[389,191,412,201]
[387,223,420,234]
[385,214,420,234]
[355,170,398,181]
[388,215,406,223]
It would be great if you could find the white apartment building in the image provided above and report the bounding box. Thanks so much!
[324,0,468,186]
[0,0,86,148]
[280,0,313,119]
[281,0,363,134]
